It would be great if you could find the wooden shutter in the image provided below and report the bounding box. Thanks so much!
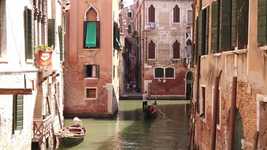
[211,1,220,53]
[96,21,100,48]
[96,65,100,78]
[204,7,209,55]
[58,26,63,61]
[219,0,232,51]
[198,11,203,56]
[238,0,248,49]
[148,41,155,59]
[231,0,237,49]
[24,7,32,60]
[258,0,267,46]
[48,19,55,47]
[13,95,24,133]
[149,5,155,23]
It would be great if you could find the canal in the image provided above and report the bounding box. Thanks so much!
[60,100,190,150]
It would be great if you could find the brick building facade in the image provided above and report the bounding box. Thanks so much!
[191,0,267,149]
[64,0,121,117]
[134,0,193,99]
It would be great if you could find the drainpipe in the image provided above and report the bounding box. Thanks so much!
[228,76,237,150]
[211,70,222,150]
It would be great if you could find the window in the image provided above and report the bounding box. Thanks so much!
[232,0,248,49]
[47,19,55,47]
[148,40,156,59]
[211,1,220,53]
[198,7,209,55]
[200,86,206,118]
[85,88,97,99]
[24,7,33,61]
[258,0,267,46]
[58,26,63,61]
[148,5,155,23]
[128,12,132,18]
[12,95,24,133]
[84,64,100,78]
[154,67,175,79]
[165,68,175,78]
[113,22,121,50]
[187,10,193,24]
[84,8,100,48]
[154,68,164,78]
[173,5,180,23]
[219,0,232,51]
[0,0,6,59]
[173,40,180,59]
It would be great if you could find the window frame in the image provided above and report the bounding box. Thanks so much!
[212,86,222,130]
[84,64,100,79]
[85,87,98,100]
[165,67,175,79]
[148,5,155,23]
[0,0,7,62]
[154,67,164,79]
[148,40,156,60]
[173,5,180,24]
[83,21,100,49]
[172,40,181,60]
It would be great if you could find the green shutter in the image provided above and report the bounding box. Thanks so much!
[238,0,249,49]
[198,10,203,56]
[204,7,210,55]
[231,0,237,49]
[24,7,32,60]
[211,1,220,53]
[48,19,55,47]
[258,0,267,46]
[219,0,232,51]
[16,95,23,130]
[58,26,63,61]
[85,22,97,48]
[13,95,24,132]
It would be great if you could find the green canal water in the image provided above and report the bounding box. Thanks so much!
[60,100,190,150]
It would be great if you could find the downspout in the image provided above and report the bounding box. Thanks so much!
[228,76,237,150]
[211,70,222,150]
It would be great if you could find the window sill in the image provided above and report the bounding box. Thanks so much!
[25,59,34,64]
[85,98,97,101]
[82,48,100,51]
[84,78,99,80]
[259,45,267,51]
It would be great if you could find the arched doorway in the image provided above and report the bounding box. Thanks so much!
[185,71,193,100]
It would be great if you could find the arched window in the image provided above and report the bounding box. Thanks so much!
[84,7,100,48]
[148,40,155,59]
[148,5,155,23]
[165,67,175,78]
[173,5,180,23]
[155,68,164,78]
[173,40,180,59]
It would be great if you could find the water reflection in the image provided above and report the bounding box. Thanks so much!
[60,100,189,150]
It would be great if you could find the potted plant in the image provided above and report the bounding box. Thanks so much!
[35,45,53,67]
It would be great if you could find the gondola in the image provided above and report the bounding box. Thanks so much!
[143,101,158,119]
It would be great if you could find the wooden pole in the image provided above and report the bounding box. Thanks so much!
[211,70,222,150]
[228,76,237,150]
